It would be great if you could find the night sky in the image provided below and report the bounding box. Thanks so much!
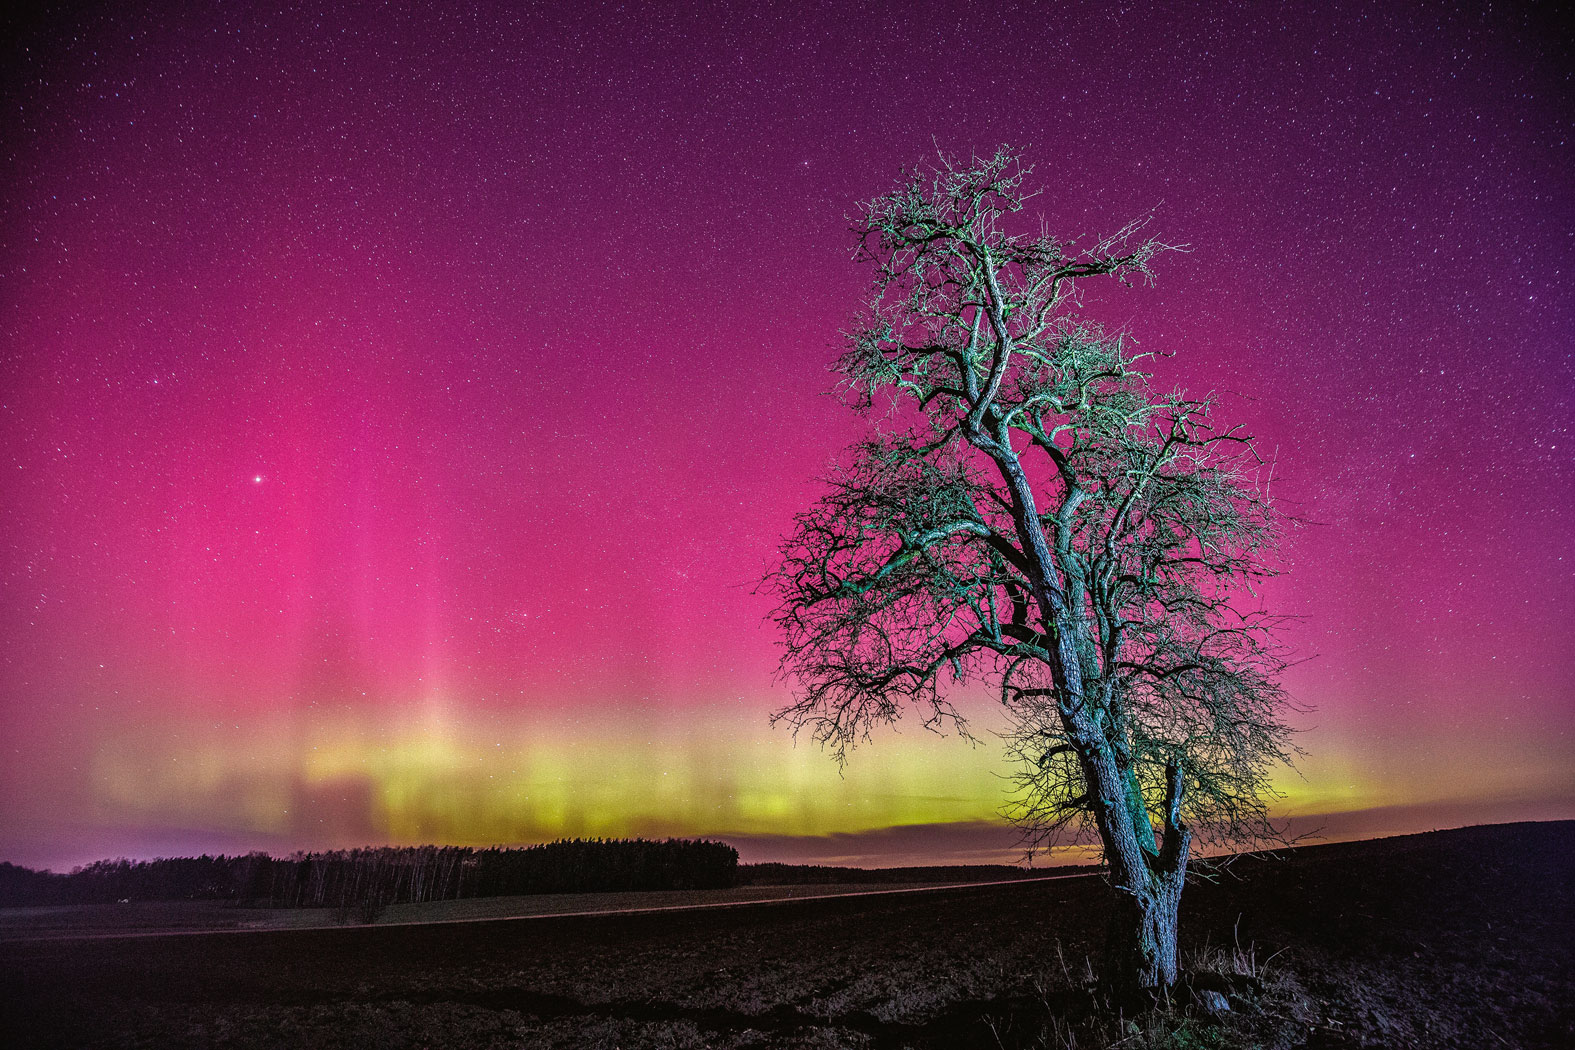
[3,1,1571,872]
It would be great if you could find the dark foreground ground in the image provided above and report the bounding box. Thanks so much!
[1,821,1570,1049]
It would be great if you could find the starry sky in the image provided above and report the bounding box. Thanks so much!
[2,1,1571,872]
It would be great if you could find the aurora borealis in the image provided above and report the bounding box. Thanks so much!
[2,2,1571,872]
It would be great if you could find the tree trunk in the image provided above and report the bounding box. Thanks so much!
[1098,760,1191,997]
[982,430,1195,995]
[1105,873,1184,995]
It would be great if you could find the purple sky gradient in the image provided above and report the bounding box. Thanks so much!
[2,1,1571,870]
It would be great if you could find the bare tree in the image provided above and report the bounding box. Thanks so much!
[769,147,1297,994]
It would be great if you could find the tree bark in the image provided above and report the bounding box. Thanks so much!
[1077,743,1187,993]
[1105,872,1184,994]
[1101,759,1191,995]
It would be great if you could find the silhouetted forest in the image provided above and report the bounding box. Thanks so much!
[0,839,738,911]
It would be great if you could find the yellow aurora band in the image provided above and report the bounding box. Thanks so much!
[85,697,1569,862]
[89,700,1008,849]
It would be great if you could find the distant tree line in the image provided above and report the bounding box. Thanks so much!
[0,839,738,910]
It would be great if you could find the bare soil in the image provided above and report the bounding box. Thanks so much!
[1,821,1570,1049]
